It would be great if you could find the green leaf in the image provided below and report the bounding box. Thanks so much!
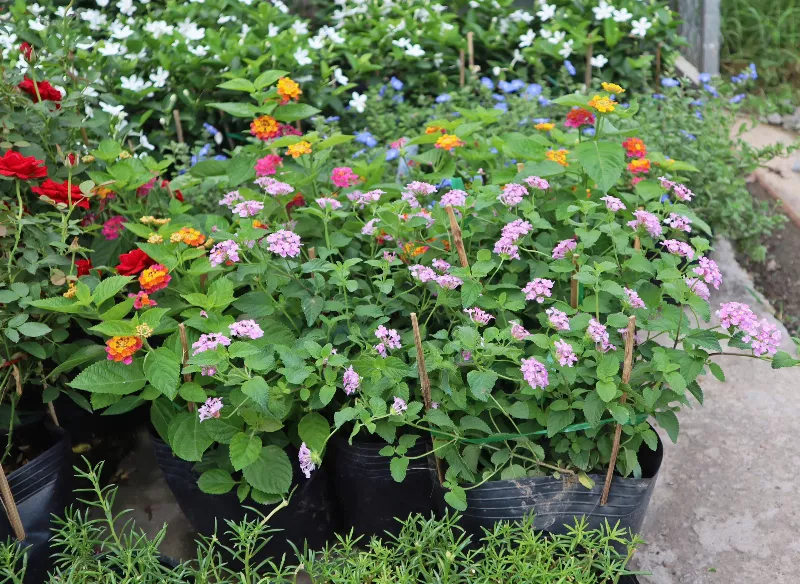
[461,280,481,309]
[92,276,132,307]
[303,296,324,326]
[217,78,256,92]
[596,354,619,379]
[229,433,262,471]
[137,243,178,270]
[655,410,679,443]
[242,445,293,494]
[272,103,320,123]
[241,377,269,410]
[207,102,259,118]
[390,457,409,482]
[178,382,206,402]
[664,372,687,395]
[547,409,575,437]
[574,141,625,193]
[583,391,605,426]
[198,469,235,494]
[143,348,181,399]
[254,70,289,90]
[232,292,275,317]
[298,413,329,452]
[317,133,354,150]
[70,360,147,394]
[466,370,498,402]
[772,351,800,369]
[169,412,213,462]
[89,320,138,336]
[17,322,52,338]
[443,487,468,511]
[596,380,617,402]
[208,277,235,309]
[29,297,83,313]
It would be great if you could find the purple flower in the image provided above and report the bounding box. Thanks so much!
[383,250,397,262]
[600,195,626,212]
[501,219,533,242]
[432,259,450,273]
[664,213,692,233]
[521,357,548,390]
[316,197,343,210]
[198,397,223,422]
[219,190,244,207]
[693,257,722,289]
[409,264,437,283]
[192,333,231,355]
[552,238,577,260]
[405,181,437,196]
[498,183,528,206]
[401,191,420,208]
[256,176,294,196]
[231,200,264,217]
[510,321,530,340]
[627,210,663,238]
[523,176,549,190]
[391,396,408,415]
[743,319,780,356]
[717,302,758,333]
[347,189,384,208]
[375,326,402,350]
[546,307,570,331]
[554,339,578,367]
[375,343,387,358]
[440,189,468,207]
[587,319,616,353]
[464,307,494,325]
[299,443,316,478]
[461,350,472,362]
[436,274,463,290]
[660,239,694,260]
[266,230,302,258]
[493,238,520,260]
[229,319,264,340]
[624,288,646,309]
[209,240,241,267]
[685,277,710,301]
[343,366,361,395]
[201,366,216,377]
[522,278,554,303]
[362,218,378,235]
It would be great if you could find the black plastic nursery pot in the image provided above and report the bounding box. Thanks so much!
[332,435,438,538]
[150,432,339,559]
[0,422,72,584]
[452,432,663,538]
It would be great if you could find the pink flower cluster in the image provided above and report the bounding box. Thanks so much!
[299,443,315,478]
[391,396,408,415]
[409,263,462,290]
[624,287,646,309]
[347,189,384,208]
[331,167,359,188]
[129,291,157,309]
[432,259,450,272]
[546,307,570,331]
[694,256,722,289]
[409,264,437,283]
[552,238,577,260]
[266,229,302,258]
[521,356,549,390]
[522,278,554,303]
[465,307,494,325]
[192,333,231,355]
[498,183,528,206]
[406,181,437,196]
[587,318,616,353]
[232,200,264,217]
[219,190,243,207]
[524,176,550,190]
[375,325,402,358]
[510,321,530,340]
[600,195,626,212]
[664,213,692,233]
[685,277,710,300]
[440,189,468,207]
[256,176,294,196]
[401,191,421,208]
[494,219,532,260]
[255,154,282,177]
[343,365,361,395]
[743,319,781,357]
[659,176,694,201]
[316,197,342,210]
[229,319,264,340]
[660,239,694,259]
[209,240,241,267]
[198,397,223,422]
[716,302,780,356]
[627,210,663,238]
[102,216,126,240]
[362,218,378,235]
[555,339,578,367]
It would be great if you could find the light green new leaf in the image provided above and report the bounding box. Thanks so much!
[575,140,625,193]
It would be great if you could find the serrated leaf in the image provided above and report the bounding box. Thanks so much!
[390,457,409,482]
[272,103,320,122]
[198,469,235,494]
[71,360,147,394]
[92,276,133,307]
[772,351,800,369]
[217,78,256,92]
[303,296,324,326]
[596,380,617,402]
[229,433,262,471]
[143,348,181,399]
[466,370,498,402]
[298,412,329,452]
[241,377,269,410]
[178,382,206,402]
[242,445,292,494]
[444,487,468,511]
[597,354,619,379]
[574,141,625,193]
[655,410,679,443]
[17,322,52,338]
[169,412,213,462]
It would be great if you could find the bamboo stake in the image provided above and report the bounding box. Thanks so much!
[584,44,594,90]
[0,467,25,541]
[459,49,466,87]
[445,206,469,269]
[178,324,191,384]
[172,110,184,144]
[308,247,317,260]
[410,313,445,485]
[467,32,475,72]
[600,315,636,506]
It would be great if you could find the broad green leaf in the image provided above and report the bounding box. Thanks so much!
[89,320,138,336]
[17,322,52,338]
[207,102,259,118]
[92,276,132,307]
[229,433,262,471]
[596,380,617,402]
[298,412,329,452]
[241,377,269,410]
[217,78,256,92]
[272,103,320,122]
[390,457,409,482]
[655,410,679,443]
[466,370,498,402]
[444,487,468,511]
[242,445,293,494]
[144,348,181,399]
[198,469,235,494]
[575,140,625,193]
[169,412,213,462]
[178,382,207,402]
[597,354,619,379]
[772,351,800,369]
[71,360,147,394]
[254,69,289,90]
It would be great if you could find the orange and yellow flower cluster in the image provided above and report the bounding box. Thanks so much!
[138,264,171,294]
[588,95,615,113]
[287,140,312,158]
[250,115,281,141]
[105,336,143,365]
[277,77,302,103]
[434,134,464,151]
[170,227,206,247]
[546,149,569,167]
[535,122,555,132]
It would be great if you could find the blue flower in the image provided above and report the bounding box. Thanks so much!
[213,154,228,161]
[582,127,596,137]
[489,147,498,154]
[390,76,404,91]
[729,93,746,104]
[652,93,666,100]
[690,99,704,107]
[451,111,462,117]
[353,148,366,158]
[435,93,452,103]
[703,84,719,98]
[680,130,697,141]
[480,76,494,90]
[355,131,378,148]
[525,83,543,97]
[749,63,758,80]
[492,93,506,102]
[695,110,703,120]
[203,123,219,136]
[660,193,671,203]
[325,116,340,122]
[698,72,711,83]
[494,102,509,112]
[392,94,404,103]
[378,84,387,96]
[438,179,452,188]
[564,60,576,76]
[661,77,680,87]
[386,148,400,161]
[538,96,551,106]
[498,79,525,93]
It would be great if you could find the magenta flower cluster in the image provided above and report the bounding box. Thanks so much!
[664,213,692,233]
[298,443,316,478]
[316,197,342,210]
[600,195,626,212]
[716,302,780,356]
[627,209,663,238]
[232,200,264,217]
[524,176,550,190]
[347,189,384,208]
[498,183,528,206]
[464,307,494,325]
[659,176,694,201]
[521,356,549,390]
[660,239,695,260]
[494,218,532,260]
[554,339,578,367]
[375,325,401,358]
[391,397,408,415]
[256,176,294,196]
[219,190,243,208]
[510,321,530,340]
[546,307,570,331]
[552,238,577,260]
[192,333,231,355]
[624,287,646,309]
[343,366,361,395]
[587,319,616,353]
[440,189,468,207]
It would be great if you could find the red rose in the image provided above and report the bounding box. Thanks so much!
[18,78,62,105]
[116,249,155,276]
[75,259,93,277]
[0,150,47,180]
[31,179,89,209]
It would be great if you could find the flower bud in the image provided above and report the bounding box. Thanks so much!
[81,154,95,163]
[19,43,35,63]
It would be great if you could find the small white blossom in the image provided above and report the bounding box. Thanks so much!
[29,18,47,32]
[613,8,633,22]
[98,41,126,57]
[392,37,411,49]
[294,47,312,65]
[149,67,169,88]
[405,44,425,57]
[188,45,209,57]
[558,39,574,58]
[631,17,652,38]
[537,3,556,21]
[518,29,536,48]
[116,0,136,16]
[590,54,608,68]
[291,21,309,35]
[120,75,152,92]
[145,20,174,38]
[349,92,367,113]
[333,67,349,85]
[593,1,614,20]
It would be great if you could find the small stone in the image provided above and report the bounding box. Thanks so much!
[766,259,779,272]
[767,113,783,125]
[792,160,800,174]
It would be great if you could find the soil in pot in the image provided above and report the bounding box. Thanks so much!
[447,430,663,538]
[149,431,339,561]
[332,435,438,538]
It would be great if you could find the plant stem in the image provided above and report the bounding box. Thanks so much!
[6,182,24,283]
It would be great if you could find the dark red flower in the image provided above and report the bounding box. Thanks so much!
[116,249,155,276]
[18,78,62,106]
[31,179,89,208]
[0,150,47,180]
[286,193,305,214]
[75,259,93,277]
[136,178,184,202]
[19,43,33,62]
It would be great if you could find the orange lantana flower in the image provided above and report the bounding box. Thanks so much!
[250,115,280,141]
[535,122,555,132]
[138,264,171,294]
[588,95,615,113]
[628,158,651,174]
[546,149,569,167]
[171,227,206,247]
[434,134,464,151]
[277,77,302,103]
[287,141,312,158]
[105,336,143,365]
[622,137,647,159]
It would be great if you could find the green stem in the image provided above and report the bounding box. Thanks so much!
[6,181,24,283]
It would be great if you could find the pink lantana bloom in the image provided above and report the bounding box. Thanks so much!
[502,219,533,242]
[546,307,570,331]
[627,210,663,238]
[522,278,554,303]
[624,287,646,309]
[347,189,384,208]
[331,167,359,188]
[209,240,241,267]
[391,397,408,415]
[600,195,626,212]
[498,183,527,206]
[102,216,126,240]
[362,218,378,235]
[552,238,577,260]
[440,189,468,207]
[316,197,343,210]
[685,277,710,300]
[660,239,694,260]
[375,326,402,350]
[255,154,282,177]
[436,274,463,290]
[693,257,722,289]
[664,213,692,233]
[198,397,223,422]
[229,319,264,340]
[554,339,578,367]
[521,356,549,390]
[404,181,437,196]
[524,176,549,190]
[266,229,302,258]
[743,319,781,356]
[716,302,758,332]
[493,238,520,260]
[256,176,294,196]
[432,259,450,273]
[587,319,616,353]
[219,190,244,207]
[409,264,437,283]
[299,443,316,478]
[464,307,494,325]
[510,321,530,340]
[343,366,361,395]
[231,200,264,217]
[192,333,231,355]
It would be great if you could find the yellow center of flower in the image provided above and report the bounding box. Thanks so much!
[435,134,464,151]
[588,95,615,113]
[277,77,302,102]
[546,149,569,167]
[287,141,313,158]
[135,324,154,338]
[534,122,555,131]
[601,82,625,95]
[147,233,164,244]
[63,282,77,298]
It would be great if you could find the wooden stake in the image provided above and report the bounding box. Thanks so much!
[459,49,466,87]
[445,206,469,269]
[172,110,184,144]
[411,313,445,486]
[570,254,580,309]
[634,236,641,252]
[584,44,594,91]
[467,32,475,71]
[600,315,636,506]
[0,466,25,541]
[178,324,191,385]
[308,247,316,260]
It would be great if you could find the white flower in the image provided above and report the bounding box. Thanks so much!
[593,1,614,20]
[80,9,107,30]
[558,39,574,58]
[431,3,446,13]
[509,9,534,23]
[116,0,136,16]
[76,41,95,51]
[413,8,430,22]
[145,20,174,38]
[510,48,523,67]
[110,22,135,40]
[273,0,289,13]
[405,44,425,57]
[536,3,556,21]
[29,3,46,14]
[149,67,169,88]
[349,91,367,113]
[387,20,406,34]
[98,41,126,57]
[82,86,99,97]
[100,102,126,118]
[54,6,74,17]
[268,23,279,37]
[590,54,608,68]
[333,67,349,85]
[214,132,223,145]
[292,21,309,35]
[218,15,234,24]
[140,134,155,151]
[492,66,502,76]
[124,48,146,60]
[547,30,565,45]
[178,19,205,41]
[631,17,652,38]
[613,8,632,22]
[469,0,479,7]
[0,31,17,54]
[188,45,209,57]
[120,75,152,92]
[518,29,536,48]
[28,18,47,32]
[96,0,109,6]
[441,22,454,31]
[392,37,411,49]
[294,47,312,65]
[308,35,324,50]
[433,52,443,67]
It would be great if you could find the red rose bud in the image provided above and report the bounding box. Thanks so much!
[19,42,35,63]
